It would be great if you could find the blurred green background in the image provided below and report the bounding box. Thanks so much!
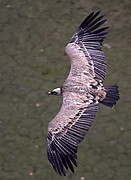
[0,0,131,179]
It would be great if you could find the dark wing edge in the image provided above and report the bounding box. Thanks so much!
[70,11,109,81]
[47,102,98,176]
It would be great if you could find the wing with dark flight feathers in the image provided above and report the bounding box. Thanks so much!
[47,92,99,176]
[68,11,109,81]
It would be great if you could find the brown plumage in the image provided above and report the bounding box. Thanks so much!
[47,11,119,176]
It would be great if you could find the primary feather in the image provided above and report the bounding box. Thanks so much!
[47,11,119,176]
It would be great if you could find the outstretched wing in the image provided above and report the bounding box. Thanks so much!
[47,92,99,176]
[65,11,109,81]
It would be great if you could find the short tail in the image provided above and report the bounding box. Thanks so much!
[100,85,120,108]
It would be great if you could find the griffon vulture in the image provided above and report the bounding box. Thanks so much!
[47,11,119,176]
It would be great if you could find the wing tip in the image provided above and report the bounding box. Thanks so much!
[70,11,109,44]
[47,132,78,176]
[81,10,102,26]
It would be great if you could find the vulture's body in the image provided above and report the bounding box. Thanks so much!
[47,11,119,176]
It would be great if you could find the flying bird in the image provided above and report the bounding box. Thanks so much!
[47,11,119,176]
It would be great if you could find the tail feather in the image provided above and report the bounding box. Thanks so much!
[100,85,120,108]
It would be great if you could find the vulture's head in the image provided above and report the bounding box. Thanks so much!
[48,88,62,95]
